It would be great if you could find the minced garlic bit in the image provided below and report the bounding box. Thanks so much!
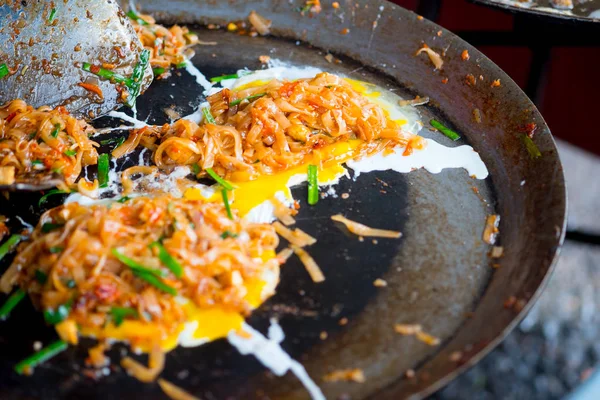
[416,44,443,70]
[373,278,387,287]
[394,324,440,346]
[323,368,366,383]
[324,53,334,63]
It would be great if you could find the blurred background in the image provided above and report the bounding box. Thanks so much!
[387,1,600,398]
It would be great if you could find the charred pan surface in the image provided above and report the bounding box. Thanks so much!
[0,0,153,119]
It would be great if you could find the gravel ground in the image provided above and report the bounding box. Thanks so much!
[434,141,600,399]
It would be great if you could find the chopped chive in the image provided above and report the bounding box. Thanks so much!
[202,107,215,124]
[206,168,234,190]
[133,270,177,295]
[220,231,238,239]
[0,234,22,262]
[50,124,61,138]
[152,67,165,76]
[150,242,183,278]
[229,93,267,107]
[14,339,68,375]
[0,64,9,79]
[125,49,151,108]
[175,62,187,69]
[0,289,26,321]
[82,63,133,87]
[221,189,233,220]
[39,190,69,206]
[41,222,64,233]
[116,196,130,203]
[111,248,167,278]
[43,300,72,325]
[126,9,149,25]
[110,307,138,327]
[430,119,460,141]
[35,270,48,284]
[191,164,201,175]
[48,8,57,22]
[210,73,239,83]
[521,135,541,159]
[98,154,110,188]
[63,149,77,157]
[49,247,63,254]
[307,164,319,205]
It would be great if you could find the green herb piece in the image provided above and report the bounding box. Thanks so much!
[125,49,151,108]
[521,135,541,159]
[43,301,72,325]
[81,63,133,87]
[220,231,238,239]
[150,242,183,278]
[49,247,63,254]
[221,189,233,220]
[63,149,77,157]
[41,222,64,233]
[191,164,201,175]
[0,234,22,262]
[32,160,43,166]
[65,279,76,289]
[430,119,460,141]
[206,168,234,190]
[126,10,149,25]
[210,73,239,83]
[229,93,267,107]
[152,67,165,76]
[39,190,68,206]
[51,168,63,175]
[35,270,48,284]
[116,196,130,203]
[99,137,125,150]
[50,124,61,138]
[307,164,318,205]
[111,248,167,278]
[175,62,187,69]
[14,340,68,375]
[202,107,215,124]
[0,64,9,79]
[48,8,57,22]
[110,307,138,327]
[98,154,110,188]
[0,288,26,321]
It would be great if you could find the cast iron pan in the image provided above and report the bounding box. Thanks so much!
[0,1,566,399]
[470,0,600,24]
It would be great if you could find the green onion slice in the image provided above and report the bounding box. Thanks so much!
[125,10,149,25]
[220,231,238,239]
[430,119,460,141]
[175,62,187,69]
[307,164,319,205]
[39,190,68,206]
[50,124,61,138]
[150,242,183,278]
[41,222,64,233]
[0,234,22,262]
[134,270,177,295]
[229,93,266,107]
[0,288,26,321]
[202,107,216,124]
[48,8,57,22]
[153,67,165,76]
[14,339,68,375]
[521,135,541,159]
[116,196,130,203]
[206,168,234,190]
[49,246,63,254]
[81,63,133,87]
[126,49,151,108]
[210,73,239,83]
[111,249,167,278]
[221,189,233,220]
[43,300,72,325]
[98,154,110,188]
[110,307,138,327]
[0,64,9,79]
[63,149,77,157]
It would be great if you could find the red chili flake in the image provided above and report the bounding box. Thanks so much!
[441,77,449,84]
[4,112,16,123]
[520,122,538,138]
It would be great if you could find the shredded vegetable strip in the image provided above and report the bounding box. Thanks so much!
[0,288,26,320]
[292,245,324,283]
[202,107,216,124]
[158,378,201,400]
[98,154,110,188]
[150,242,183,278]
[331,214,402,238]
[307,165,319,205]
[206,168,234,190]
[211,74,239,83]
[0,234,22,262]
[430,119,460,141]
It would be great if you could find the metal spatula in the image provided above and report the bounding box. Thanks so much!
[0,0,153,119]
